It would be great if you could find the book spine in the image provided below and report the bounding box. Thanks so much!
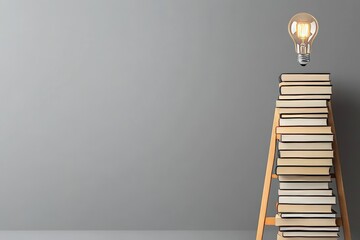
[279,73,331,82]
[280,85,333,95]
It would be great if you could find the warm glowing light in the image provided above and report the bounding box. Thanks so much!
[297,23,310,39]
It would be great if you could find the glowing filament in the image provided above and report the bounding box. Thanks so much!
[297,23,310,39]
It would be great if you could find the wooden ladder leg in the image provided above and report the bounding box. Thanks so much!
[256,108,279,240]
[328,102,352,240]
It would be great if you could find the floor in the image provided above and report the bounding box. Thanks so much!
[0,230,354,239]
[0,230,273,240]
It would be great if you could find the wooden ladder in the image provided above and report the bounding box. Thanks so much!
[256,101,351,240]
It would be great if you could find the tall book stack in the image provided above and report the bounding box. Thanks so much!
[275,73,340,240]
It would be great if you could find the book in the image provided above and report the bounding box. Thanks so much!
[276,100,327,108]
[275,214,336,226]
[280,212,336,218]
[278,175,331,182]
[278,108,328,114]
[277,158,333,166]
[281,113,328,118]
[276,166,331,175]
[280,86,332,95]
[279,150,334,158]
[276,126,332,134]
[277,204,332,213]
[279,95,331,100]
[279,81,331,86]
[278,189,333,196]
[279,182,329,190]
[280,134,333,142]
[279,196,336,204]
[278,142,332,150]
[279,226,340,231]
[277,234,337,240]
[280,231,339,237]
[279,118,327,126]
[280,73,330,82]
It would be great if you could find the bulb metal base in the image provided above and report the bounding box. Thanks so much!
[298,54,310,66]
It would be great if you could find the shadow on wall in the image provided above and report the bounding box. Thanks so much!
[332,82,360,234]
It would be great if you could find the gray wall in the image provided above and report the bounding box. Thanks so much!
[0,0,359,232]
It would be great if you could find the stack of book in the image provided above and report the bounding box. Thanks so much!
[275,73,340,240]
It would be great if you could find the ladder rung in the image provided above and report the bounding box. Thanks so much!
[265,216,343,226]
[271,173,336,179]
[265,217,275,225]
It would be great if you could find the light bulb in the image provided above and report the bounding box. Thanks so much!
[288,12,319,66]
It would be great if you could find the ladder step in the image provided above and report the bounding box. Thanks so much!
[272,173,336,179]
[265,217,275,225]
[265,217,343,226]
